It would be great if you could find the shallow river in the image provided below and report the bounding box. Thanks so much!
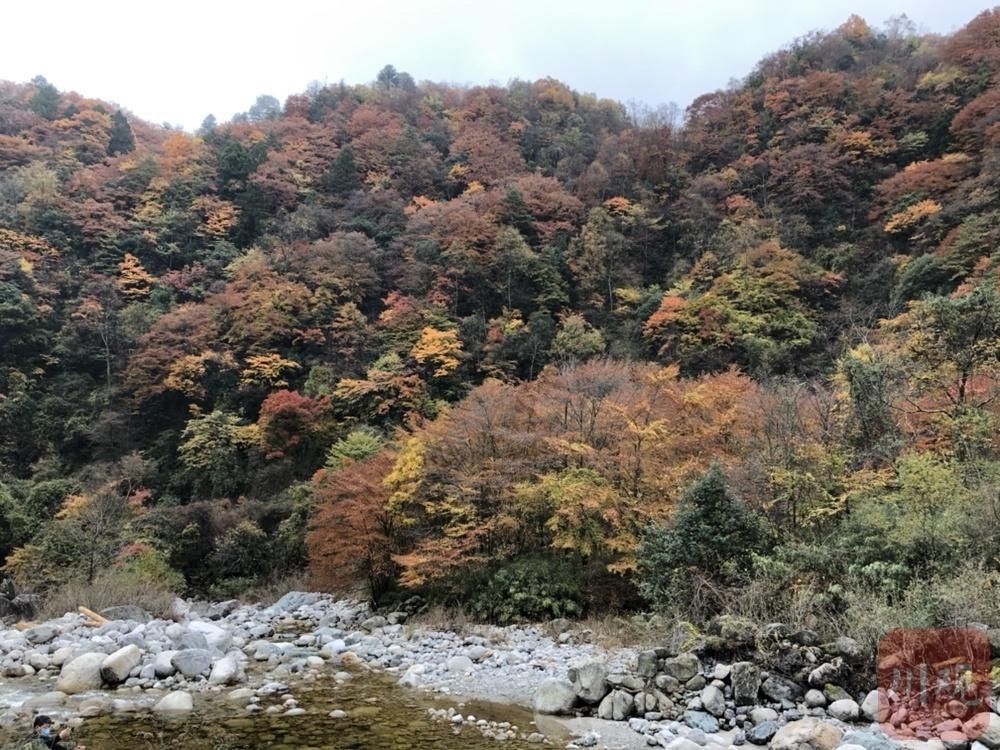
[0,672,559,750]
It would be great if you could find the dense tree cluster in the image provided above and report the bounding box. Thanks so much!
[2,12,1000,621]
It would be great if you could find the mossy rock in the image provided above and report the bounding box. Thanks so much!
[988,658,1000,689]
[665,620,704,655]
[706,615,760,652]
[823,683,851,703]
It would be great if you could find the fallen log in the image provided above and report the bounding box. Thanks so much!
[78,606,109,626]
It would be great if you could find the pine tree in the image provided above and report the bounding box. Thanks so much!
[637,465,770,608]
[322,147,360,196]
[107,110,136,156]
[28,75,60,120]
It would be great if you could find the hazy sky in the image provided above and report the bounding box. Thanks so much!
[1,0,991,131]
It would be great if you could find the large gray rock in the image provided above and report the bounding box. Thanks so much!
[171,648,212,678]
[207,600,240,620]
[361,616,388,632]
[762,675,803,704]
[683,710,719,733]
[447,655,473,673]
[770,718,843,750]
[860,690,884,723]
[568,659,609,704]
[637,650,659,678]
[49,646,72,667]
[685,674,706,691]
[731,661,762,705]
[188,620,231,653]
[100,645,142,685]
[174,630,209,651]
[153,650,178,678]
[24,625,57,644]
[655,674,681,693]
[825,636,863,662]
[805,689,827,708]
[169,597,191,622]
[942,731,971,750]
[750,707,779,724]
[662,652,700,682]
[269,591,320,613]
[208,654,241,685]
[701,684,725,717]
[827,699,860,722]
[598,690,634,721]
[153,691,193,713]
[535,678,576,715]
[746,720,780,744]
[967,713,1000,749]
[840,730,897,750]
[56,652,105,694]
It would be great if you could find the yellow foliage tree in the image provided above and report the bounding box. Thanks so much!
[164,351,236,400]
[240,353,301,389]
[192,195,240,238]
[116,252,155,298]
[884,199,942,234]
[410,326,462,377]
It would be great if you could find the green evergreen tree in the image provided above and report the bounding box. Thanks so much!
[107,110,136,156]
[500,188,536,243]
[322,147,361,196]
[637,465,770,610]
[28,75,60,120]
[197,113,218,137]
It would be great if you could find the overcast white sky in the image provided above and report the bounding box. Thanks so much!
[1,0,991,131]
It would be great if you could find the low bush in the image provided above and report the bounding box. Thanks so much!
[463,554,587,624]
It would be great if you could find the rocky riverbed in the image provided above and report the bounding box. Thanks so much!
[0,594,997,750]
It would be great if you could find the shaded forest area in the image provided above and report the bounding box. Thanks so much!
[2,11,1000,636]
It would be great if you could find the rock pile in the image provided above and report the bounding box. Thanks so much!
[4,596,1000,750]
[533,617,1000,750]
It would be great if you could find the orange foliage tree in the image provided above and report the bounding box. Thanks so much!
[307,451,398,604]
[383,361,758,585]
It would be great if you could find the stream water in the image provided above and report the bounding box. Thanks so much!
[0,672,559,750]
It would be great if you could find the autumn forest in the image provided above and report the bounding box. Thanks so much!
[2,11,1000,632]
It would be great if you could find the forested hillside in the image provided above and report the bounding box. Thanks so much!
[2,11,1000,631]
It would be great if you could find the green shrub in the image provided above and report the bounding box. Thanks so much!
[324,427,383,469]
[464,555,587,624]
[637,465,770,613]
[210,520,270,580]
